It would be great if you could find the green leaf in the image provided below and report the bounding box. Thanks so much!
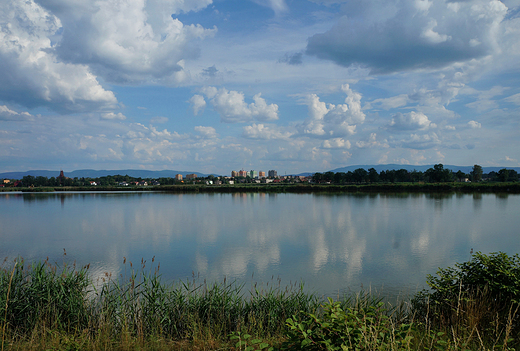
[301,338,312,347]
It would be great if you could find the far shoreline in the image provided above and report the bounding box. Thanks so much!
[2,182,520,194]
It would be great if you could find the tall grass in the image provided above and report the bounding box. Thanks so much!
[2,257,519,350]
[1,257,319,347]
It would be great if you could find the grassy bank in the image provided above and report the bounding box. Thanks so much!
[3,181,520,194]
[1,253,520,350]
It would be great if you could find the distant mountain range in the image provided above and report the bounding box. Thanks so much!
[1,165,519,180]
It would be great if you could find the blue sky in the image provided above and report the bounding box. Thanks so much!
[1,0,520,175]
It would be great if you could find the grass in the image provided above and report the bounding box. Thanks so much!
[1,257,519,350]
[1,258,318,350]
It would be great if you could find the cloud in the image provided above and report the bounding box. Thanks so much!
[194,126,217,138]
[279,52,303,65]
[190,95,207,115]
[101,112,126,120]
[202,65,219,78]
[0,0,117,112]
[0,106,33,121]
[369,95,409,110]
[462,85,506,111]
[40,0,216,85]
[468,120,482,128]
[298,84,365,138]
[397,132,442,149]
[388,111,434,131]
[306,0,508,74]
[504,92,520,105]
[322,138,351,149]
[355,133,389,149]
[150,116,168,124]
[251,0,288,15]
[201,87,279,123]
[242,123,293,140]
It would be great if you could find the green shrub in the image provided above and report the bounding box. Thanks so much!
[412,251,520,345]
[281,297,413,350]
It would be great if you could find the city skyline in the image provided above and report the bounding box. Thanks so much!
[1,0,520,175]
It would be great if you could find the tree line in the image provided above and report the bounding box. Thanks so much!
[3,164,519,188]
[9,174,183,188]
[311,164,518,184]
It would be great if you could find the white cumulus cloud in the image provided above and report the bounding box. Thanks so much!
[388,111,434,131]
[242,123,292,140]
[0,106,33,121]
[322,138,351,149]
[201,87,279,123]
[0,0,117,112]
[299,84,365,138]
[194,125,217,138]
[101,112,126,120]
[48,0,216,85]
[468,120,482,128]
[190,95,207,115]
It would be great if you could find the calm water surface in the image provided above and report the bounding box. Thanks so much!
[1,191,519,298]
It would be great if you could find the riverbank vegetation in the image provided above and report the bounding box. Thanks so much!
[3,181,520,194]
[1,164,518,193]
[2,252,519,350]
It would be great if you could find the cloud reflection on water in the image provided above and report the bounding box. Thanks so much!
[1,192,519,297]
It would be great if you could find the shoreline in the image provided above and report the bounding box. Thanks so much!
[2,181,520,194]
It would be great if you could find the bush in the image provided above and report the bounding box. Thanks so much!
[412,251,520,345]
[281,297,414,350]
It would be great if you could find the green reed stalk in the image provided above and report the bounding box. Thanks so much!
[1,261,17,351]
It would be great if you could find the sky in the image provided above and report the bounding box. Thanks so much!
[1,0,520,175]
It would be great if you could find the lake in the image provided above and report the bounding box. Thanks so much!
[1,191,519,299]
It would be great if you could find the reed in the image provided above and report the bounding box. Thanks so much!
[1,256,519,350]
[1,257,320,348]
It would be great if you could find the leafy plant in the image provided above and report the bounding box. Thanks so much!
[229,330,273,351]
[281,297,413,350]
[412,251,520,346]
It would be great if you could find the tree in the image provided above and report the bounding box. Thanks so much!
[312,172,323,184]
[368,168,379,183]
[410,170,423,183]
[395,169,410,182]
[498,169,510,182]
[22,175,35,187]
[352,168,368,183]
[471,164,483,182]
[455,170,467,182]
[333,172,346,184]
[425,164,452,182]
[323,171,335,183]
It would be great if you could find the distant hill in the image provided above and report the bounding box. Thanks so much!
[0,169,209,179]
[328,164,520,174]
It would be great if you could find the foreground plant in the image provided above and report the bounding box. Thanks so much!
[281,297,414,350]
[2,252,520,350]
[412,251,520,349]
